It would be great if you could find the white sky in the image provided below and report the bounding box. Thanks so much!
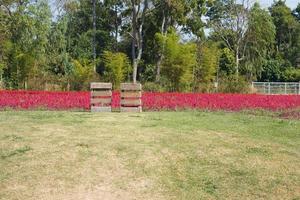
[49,0,299,22]
[259,0,299,9]
[50,0,299,15]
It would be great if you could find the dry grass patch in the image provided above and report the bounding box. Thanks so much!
[0,111,299,200]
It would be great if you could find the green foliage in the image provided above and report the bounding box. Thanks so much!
[218,75,250,93]
[142,82,164,92]
[139,64,156,83]
[0,0,299,92]
[282,68,300,82]
[293,3,300,21]
[193,42,219,92]
[260,59,284,82]
[184,0,208,39]
[157,30,197,91]
[269,0,300,66]
[0,61,5,88]
[102,51,130,89]
[219,48,236,75]
[244,3,276,79]
[0,62,4,78]
[70,59,96,90]
[1,0,51,89]
[48,15,72,75]
[207,0,249,76]
[65,0,115,59]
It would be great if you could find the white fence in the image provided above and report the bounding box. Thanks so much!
[252,82,300,95]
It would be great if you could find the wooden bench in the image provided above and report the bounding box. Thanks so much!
[90,82,112,112]
[120,83,142,112]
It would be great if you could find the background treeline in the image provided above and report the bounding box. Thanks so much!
[0,0,300,92]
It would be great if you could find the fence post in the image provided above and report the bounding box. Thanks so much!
[298,82,300,95]
[268,82,271,94]
[284,83,287,95]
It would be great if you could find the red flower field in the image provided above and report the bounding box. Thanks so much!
[142,92,300,111]
[0,90,300,111]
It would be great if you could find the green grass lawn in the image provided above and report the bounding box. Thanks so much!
[0,111,299,200]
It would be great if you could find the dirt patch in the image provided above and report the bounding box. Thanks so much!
[279,110,300,120]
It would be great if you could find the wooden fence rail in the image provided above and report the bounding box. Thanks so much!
[90,82,112,112]
[120,83,142,112]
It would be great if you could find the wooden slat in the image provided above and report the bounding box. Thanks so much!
[90,98,111,104]
[120,83,142,91]
[120,91,142,98]
[120,106,142,112]
[91,90,112,97]
[121,99,141,106]
[90,82,112,89]
[91,106,111,112]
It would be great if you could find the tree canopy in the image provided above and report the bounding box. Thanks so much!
[0,0,299,92]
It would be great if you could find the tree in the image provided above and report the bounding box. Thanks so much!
[283,68,300,81]
[259,59,283,81]
[0,2,11,84]
[154,0,187,82]
[129,0,150,83]
[207,0,250,77]
[70,58,95,90]
[185,0,208,39]
[2,0,52,89]
[102,51,131,89]
[154,0,207,82]
[48,15,72,77]
[106,0,125,51]
[219,47,236,75]
[269,0,300,66]
[243,3,276,80]
[64,0,116,60]
[208,1,276,81]
[293,3,300,21]
[0,0,299,91]
[193,42,219,92]
[157,30,196,91]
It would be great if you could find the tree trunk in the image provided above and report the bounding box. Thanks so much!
[156,57,162,82]
[235,48,239,78]
[0,56,2,84]
[131,2,137,83]
[131,0,148,83]
[156,14,167,82]
[92,0,96,72]
[114,4,118,51]
[24,80,27,90]
[132,59,138,84]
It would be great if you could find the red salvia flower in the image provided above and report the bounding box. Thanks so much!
[0,90,299,111]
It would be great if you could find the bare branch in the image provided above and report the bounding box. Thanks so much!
[1,5,12,17]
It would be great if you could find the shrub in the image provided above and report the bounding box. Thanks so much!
[102,51,131,89]
[143,82,164,92]
[70,59,97,90]
[218,75,251,93]
[282,68,300,82]
[193,43,219,92]
[0,81,4,90]
[156,30,196,92]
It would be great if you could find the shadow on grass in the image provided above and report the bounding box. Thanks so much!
[1,146,32,160]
